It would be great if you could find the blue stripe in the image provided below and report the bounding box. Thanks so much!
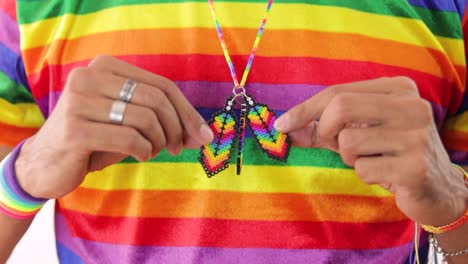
[454,0,468,18]
[57,242,84,264]
[0,42,30,91]
[407,0,458,12]
[408,0,466,19]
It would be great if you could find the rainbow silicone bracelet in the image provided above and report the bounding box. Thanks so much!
[0,141,47,219]
[420,164,468,234]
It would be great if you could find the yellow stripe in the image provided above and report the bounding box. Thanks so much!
[81,162,392,197]
[20,3,464,65]
[444,111,468,132]
[0,100,44,127]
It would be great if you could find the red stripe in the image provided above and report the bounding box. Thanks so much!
[0,0,16,21]
[27,55,457,112]
[60,208,413,250]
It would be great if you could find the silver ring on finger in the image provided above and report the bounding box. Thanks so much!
[119,79,137,103]
[109,100,128,125]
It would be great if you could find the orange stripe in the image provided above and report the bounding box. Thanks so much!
[0,123,37,147]
[59,187,406,223]
[23,28,458,82]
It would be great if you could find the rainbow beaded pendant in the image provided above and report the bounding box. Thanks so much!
[245,96,291,161]
[199,97,238,177]
[199,94,291,177]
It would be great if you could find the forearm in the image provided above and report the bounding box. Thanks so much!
[0,147,34,263]
[0,213,33,263]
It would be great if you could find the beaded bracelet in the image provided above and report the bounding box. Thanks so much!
[0,141,47,219]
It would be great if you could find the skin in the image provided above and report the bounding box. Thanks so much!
[275,76,468,263]
[0,56,214,262]
[0,59,466,262]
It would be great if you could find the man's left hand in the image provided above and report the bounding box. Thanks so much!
[274,76,468,226]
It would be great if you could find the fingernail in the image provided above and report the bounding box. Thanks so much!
[274,116,289,132]
[175,143,183,155]
[167,146,179,156]
[200,124,214,144]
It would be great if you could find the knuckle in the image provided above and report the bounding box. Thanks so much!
[327,84,344,97]
[330,94,351,121]
[149,88,168,107]
[354,160,369,178]
[398,97,433,126]
[159,77,178,94]
[139,108,158,133]
[61,92,84,116]
[415,99,433,124]
[66,67,92,92]
[338,130,356,166]
[337,129,353,151]
[88,54,114,69]
[165,120,183,145]
[402,98,433,126]
[122,129,142,154]
[392,76,419,95]
[354,160,375,184]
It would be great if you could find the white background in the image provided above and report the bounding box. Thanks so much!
[7,200,58,264]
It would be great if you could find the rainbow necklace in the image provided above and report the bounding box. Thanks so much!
[199,0,291,177]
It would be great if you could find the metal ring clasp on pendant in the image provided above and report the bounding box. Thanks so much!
[232,86,246,97]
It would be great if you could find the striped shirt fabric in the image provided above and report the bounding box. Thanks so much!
[1,0,468,263]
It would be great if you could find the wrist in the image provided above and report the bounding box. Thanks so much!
[14,137,44,199]
[421,164,468,232]
[0,140,48,219]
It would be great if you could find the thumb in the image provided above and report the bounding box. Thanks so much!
[181,111,214,146]
[89,152,128,172]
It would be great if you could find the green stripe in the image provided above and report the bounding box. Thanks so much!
[122,137,349,168]
[0,71,35,104]
[17,0,461,39]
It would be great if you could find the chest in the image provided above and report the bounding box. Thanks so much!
[17,0,465,120]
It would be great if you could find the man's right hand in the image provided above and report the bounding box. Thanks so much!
[14,55,214,199]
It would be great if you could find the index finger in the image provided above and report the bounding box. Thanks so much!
[88,55,214,145]
[274,76,417,133]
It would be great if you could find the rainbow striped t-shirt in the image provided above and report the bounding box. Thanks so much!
[1,0,468,263]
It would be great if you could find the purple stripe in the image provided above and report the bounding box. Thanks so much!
[55,213,411,264]
[35,82,326,117]
[37,82,448,128]
[432,103,448,129]
[4,140,47,204]
[36,91,61,117]
[447,149,468,165]
[0,8,19,55]
[177,81,324,110]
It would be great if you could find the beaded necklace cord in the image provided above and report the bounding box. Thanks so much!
[208,0,273,87]
[199,0,291,177]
